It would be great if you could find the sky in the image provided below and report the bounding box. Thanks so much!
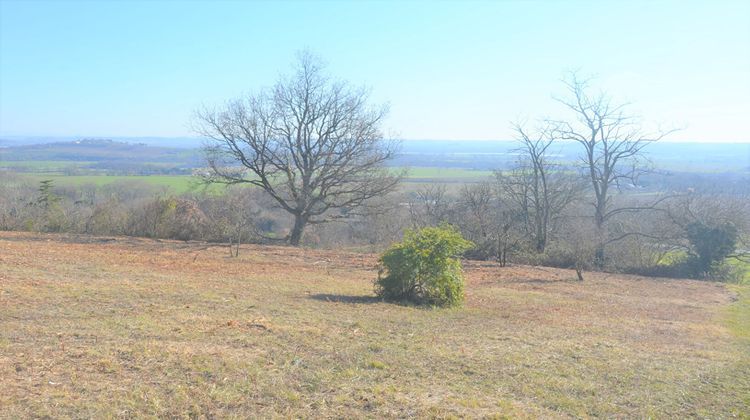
[0,0,748,142]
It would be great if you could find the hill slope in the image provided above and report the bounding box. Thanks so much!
[0,232,748,417]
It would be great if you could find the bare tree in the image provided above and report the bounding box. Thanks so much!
[194,52,401,245]
[498,121,583,253]
[564,218,598,281]
[552,73,676,264]
[408,184,451,228]
[217,188,263,257]
[457,182,496,258]
[458,182,493,240]
[455,182,525,266]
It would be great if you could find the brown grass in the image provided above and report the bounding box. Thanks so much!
[1,231,748,418]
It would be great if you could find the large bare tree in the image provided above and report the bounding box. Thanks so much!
[194,52,401,245]
[553,73,675,264]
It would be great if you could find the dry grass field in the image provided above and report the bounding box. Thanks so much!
[1,231,748,418]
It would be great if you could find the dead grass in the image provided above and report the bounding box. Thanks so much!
[1,231,748,418]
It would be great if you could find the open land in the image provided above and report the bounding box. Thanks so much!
[1,232,748,418]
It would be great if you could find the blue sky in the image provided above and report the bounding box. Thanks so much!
[0,0,748,142]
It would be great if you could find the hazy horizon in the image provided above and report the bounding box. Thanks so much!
[3,135,750,147]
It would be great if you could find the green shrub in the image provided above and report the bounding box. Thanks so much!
[375,224,473,307]
[686,222,739,278]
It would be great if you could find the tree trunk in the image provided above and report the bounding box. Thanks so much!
[288,214,307,246]
[594,246,605,268]
[234,227,241,257]
[535,227,546,253]
[498,224,512,267]
[594,185,607,269]
[594,213,606,268]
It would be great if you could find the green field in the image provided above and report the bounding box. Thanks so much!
[4,166,496,195]
[21,174,208,193]
[403,167,493,179]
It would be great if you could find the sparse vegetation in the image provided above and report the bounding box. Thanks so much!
[1,232,748,417]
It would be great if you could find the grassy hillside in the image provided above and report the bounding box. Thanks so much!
[0,232,748,417]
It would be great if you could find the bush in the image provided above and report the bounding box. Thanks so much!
[375,224,473,307]
[686,222,739,278]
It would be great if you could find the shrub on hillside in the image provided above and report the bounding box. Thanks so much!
[686,221,738,278]
[375,224,473,307]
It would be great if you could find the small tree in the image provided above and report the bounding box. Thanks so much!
[408,184,451,228]
[496,122,583,254]
[375,225,473,307]
[457,182,494,257]
[36,180,60,209]
[30,179,66,232]
[686,222,738,278]
[509,122,581,252]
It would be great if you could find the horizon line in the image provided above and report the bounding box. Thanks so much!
[2,134,750,144]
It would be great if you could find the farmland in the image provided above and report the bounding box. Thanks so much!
[1,232,748,417]
[4,169,496,195]
[21,174,207,194]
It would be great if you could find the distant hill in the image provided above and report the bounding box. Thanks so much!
[0,138,203,175]
[0,138,200,162]
[0,136,203,149]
